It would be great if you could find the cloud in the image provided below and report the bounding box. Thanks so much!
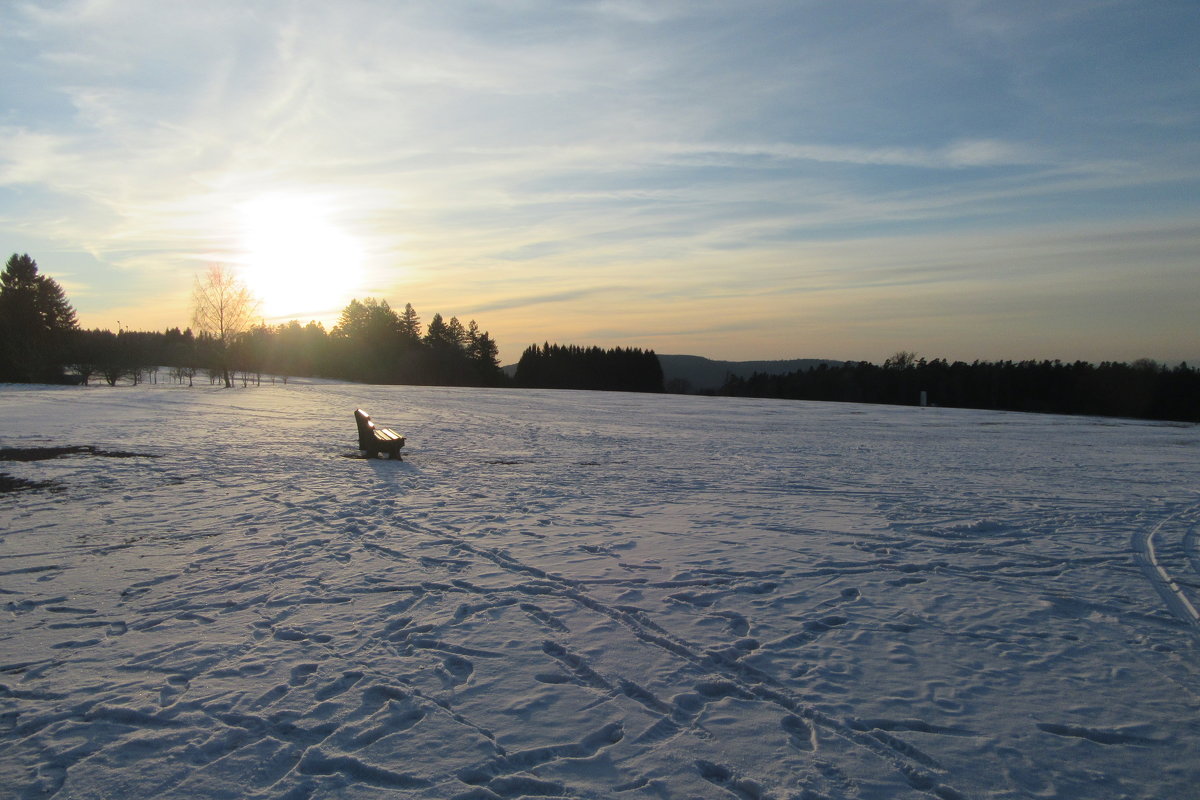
[0,1,1197,363]
[653,139,1044,170]
[465,286,625,315]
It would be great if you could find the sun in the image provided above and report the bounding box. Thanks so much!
[236,193,365,320]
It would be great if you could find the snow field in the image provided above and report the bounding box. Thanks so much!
[1,383,1198,799]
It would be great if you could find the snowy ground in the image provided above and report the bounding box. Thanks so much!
[1,382,1198,800]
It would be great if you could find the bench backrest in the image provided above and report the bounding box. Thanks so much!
[354,408,376,447]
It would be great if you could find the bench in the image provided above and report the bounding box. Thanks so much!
[354,408,405,459]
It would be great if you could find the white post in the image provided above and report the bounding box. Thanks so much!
[919,390,927,408]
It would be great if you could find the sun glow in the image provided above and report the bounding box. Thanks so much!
[236,193,365,320]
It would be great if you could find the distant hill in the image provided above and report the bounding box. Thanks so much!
[657,355,845,392]
[502,353,846,392]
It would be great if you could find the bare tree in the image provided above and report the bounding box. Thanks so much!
[191,265,258,388]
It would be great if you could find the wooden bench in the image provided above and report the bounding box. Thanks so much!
[354,408,405,459]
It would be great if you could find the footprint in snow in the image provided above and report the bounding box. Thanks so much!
[289,663,319,686]
[782,714,816,751]
[709,610,751,637]
[438,655,474,687]
[314,670,365,700]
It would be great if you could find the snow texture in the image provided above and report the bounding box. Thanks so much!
[2,382,1198,799]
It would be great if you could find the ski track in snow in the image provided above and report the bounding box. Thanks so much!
[1132,503,1200,627]
[1,383,1199,799]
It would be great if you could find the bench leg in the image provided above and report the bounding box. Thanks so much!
[359,447,400,460]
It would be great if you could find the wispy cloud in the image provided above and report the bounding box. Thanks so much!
[466,286,626,315]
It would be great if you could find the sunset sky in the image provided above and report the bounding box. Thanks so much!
[2,1,1197,365]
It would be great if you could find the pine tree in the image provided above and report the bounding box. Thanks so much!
[446,316,467,351]
[0,253,79,381]
[398,303,422,342]
[423,313,450,349]
[466,320,503,384]
[333,298,370,339]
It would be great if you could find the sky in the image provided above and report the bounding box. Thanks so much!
[1,0,1198,365]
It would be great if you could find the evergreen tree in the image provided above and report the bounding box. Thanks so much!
[446,316,467,351]
[0,253,79,382]
[334,298,366,337]
[466,320,503,385]
[423,313,451,350]
[398,303,422,343]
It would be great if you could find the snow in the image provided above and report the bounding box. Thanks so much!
[1,382,1198,800]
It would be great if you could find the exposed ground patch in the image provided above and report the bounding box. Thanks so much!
[0,445,158,462]
[0,446,158,494]
[0,473,61,493]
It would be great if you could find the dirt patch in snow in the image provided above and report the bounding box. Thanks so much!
[0,446,158,493]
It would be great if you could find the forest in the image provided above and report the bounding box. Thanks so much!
[717,352,1200,423]
[0,254,504,388]
[514,343,663,393]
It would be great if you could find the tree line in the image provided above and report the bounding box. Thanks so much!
[323,297,503,386]
[3,253,1196,421]
[0,254,504,387]
[717,352,1200,422]
[515,343,663,393]
[58,312,504,388]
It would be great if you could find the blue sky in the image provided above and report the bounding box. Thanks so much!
[2,0,1197,364]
